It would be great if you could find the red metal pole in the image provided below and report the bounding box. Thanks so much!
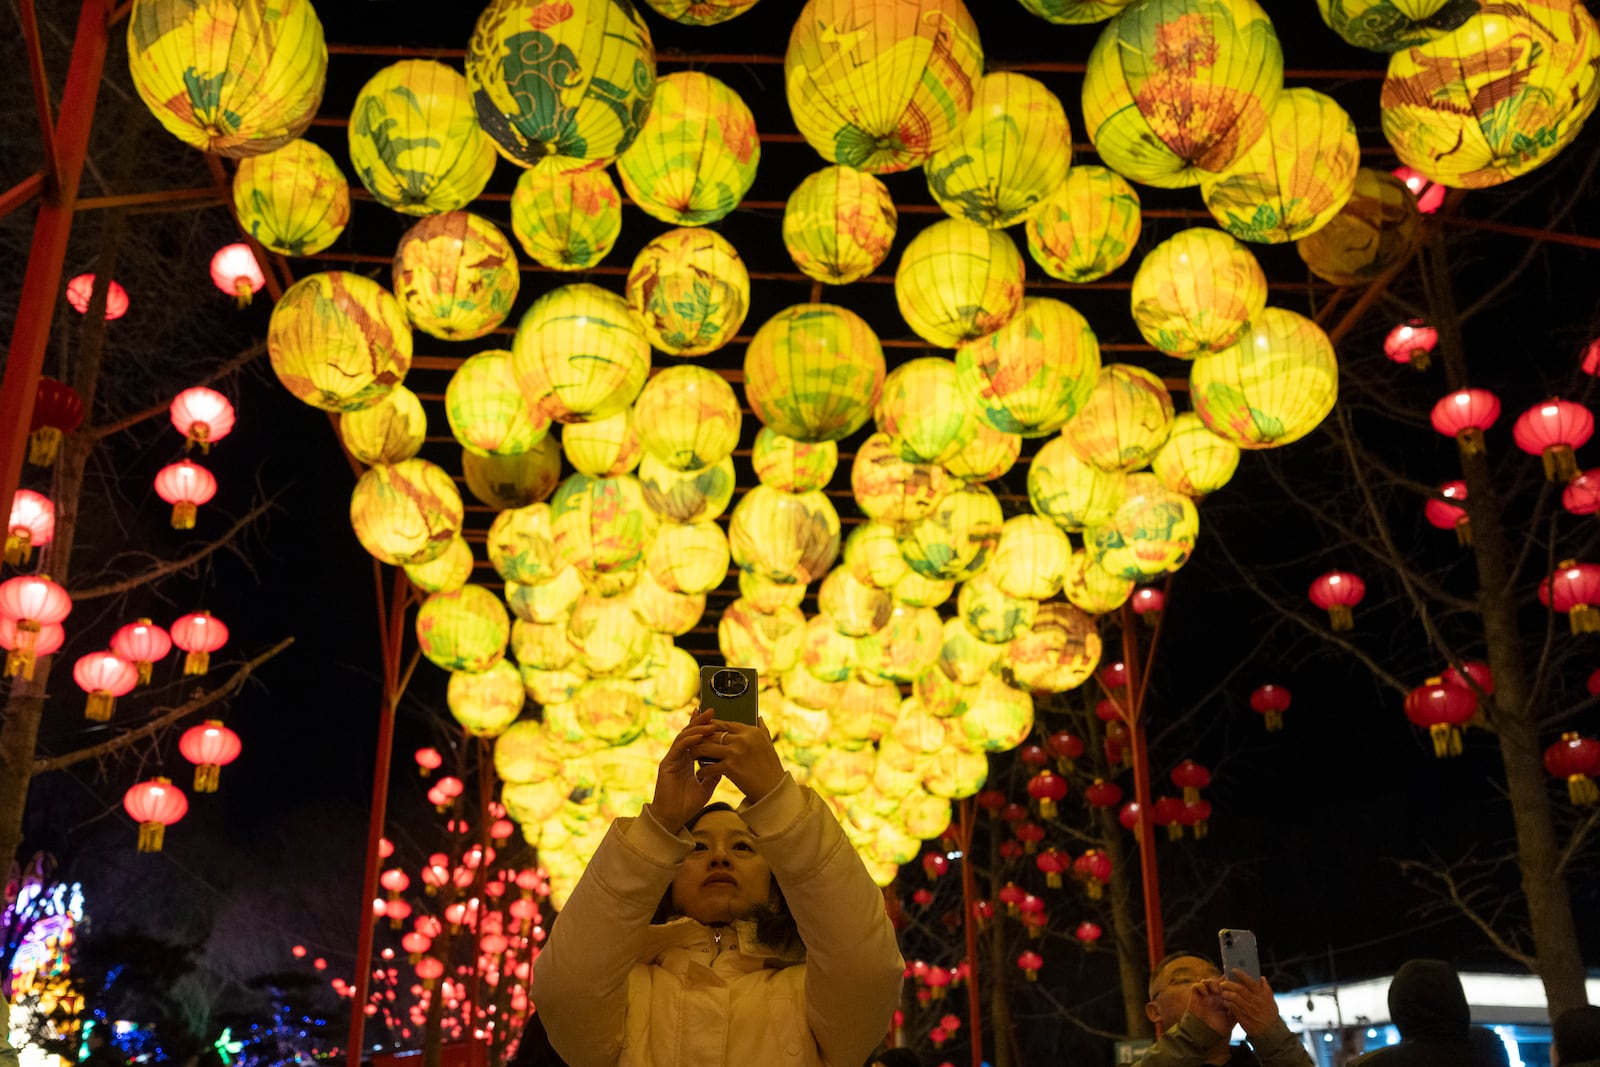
[1120,604,1166,974]
[957,798,985,1067]
[0,0,109,518]
[0,174,46,222]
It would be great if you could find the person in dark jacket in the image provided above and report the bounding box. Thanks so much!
[1553,1005,1600,1067]
[82,1029,126,1067]
[1136,952,1313,1067]
[1350,959,1503,1066]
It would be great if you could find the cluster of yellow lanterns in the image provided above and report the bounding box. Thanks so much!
[129,0,1598,898]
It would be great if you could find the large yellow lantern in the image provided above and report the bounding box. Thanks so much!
[1201,89,1360,244]
[752,429,837,493]
[1081,0,1283,188]
[740,569,808,614]
[892,570,955,609]
[448,659,525,737]
[927,73,1073,228]
[1026,166,1142,283]
[417,585,510,673]
[348,60,496,215]
[549,474,658,577]
[851,434,951,525]
[856,605,943,684]
[638,455,736,524]
[1062,365,1175,473]
[955,674,1034,753]
[511,168,623,272]
[897,483,1003,581]
[895,220,1025,348]
[1190,308,1339,449]
[618,72,759,226]
[945,423,1022,484]
[646,522,729,596]
[447,350,550,457]
[728,486,842,586]
[744,305,886,442]
[1318,0,1474,52]
[819,568,894,638]
[1002,601,1102,693]
[956,297,1101,437]
[562,412,640,479]
[233,139,348,256]
[783,167,899,285]
[465,0,656,173]
[629,568,705,635]
[512,617,576,671]
[487,503,561,585]
[1028,435,1128,531]
[922,745,989,800]
[567,595,651,676]
[506,569,584,625]
[1296,168,1422,287]
[127,0,325,157]
[642,0,760,25]
[1131,228,1267,357]
[570,678,648,742]
[633,366,742,471]
[933,616,998,689]
[799,614,860,683]
[1088,473,1200,580]
[640,647,699,709]
[875,358,981,465]
[1062,548,1134,614]
[463,438,562,510]
[959,573,1038,644]
[350,459,464,567]
[1018,0,1135,23]
[405,536,475,594]
[340,385,426,465]
[810,747,876,797]
[718,600,805,675]
[845,522,912,589]
[1381,4,1600,188]
[991,514,1073,600]
[268,273,411,412]
[494,720,565,783]
[785,0,984,174]
[512,285,651,424]
[1152,412,1242,497]
[393,213,521,341]
[626,229,749,356]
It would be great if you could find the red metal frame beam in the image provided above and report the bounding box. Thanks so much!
[20,0,61,188]
[0,174,47,221]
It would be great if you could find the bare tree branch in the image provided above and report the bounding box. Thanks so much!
[89,341,268,440]
[1396,858,1537,970]
[1556,810,1600,879]
[68,494,280,600]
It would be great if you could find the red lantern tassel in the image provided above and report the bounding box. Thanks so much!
[1543,444,1578,483]
[184,650,210,675]
[135,660,153,685]
[1455,427,1484,456]
[1045,872,1062,889]
[1183,786,1199,804]
[1264,710,1284,731]
[1455,518,1472,547]
[1193,819,1209,840]
[1038,798,1056,820]
[137,821,165,852]
[1569,775,1599,806]
[188,423,212,454]
[1085,880,1104,900]
[234,279,254,310]
[4,530,31,565]
[28,427,62,467]
[1166,823,1183,841]
[1569,605,1600,634]
[1055,756,1075,774]
[1409,349,1431,372]
[1429,723,1463,758]
[171,502,197,530]
[1328,605,1353,631]
[1024,970,1038,983]
[193,763,220,794]
[1023,839,1037,855]
[84,692,115,722]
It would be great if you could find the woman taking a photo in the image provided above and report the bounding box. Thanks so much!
[531,708,904,1067]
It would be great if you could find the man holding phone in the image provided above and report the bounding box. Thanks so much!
[1138,951,1312,1067]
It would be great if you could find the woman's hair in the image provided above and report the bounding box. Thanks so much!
[652,802,802,956]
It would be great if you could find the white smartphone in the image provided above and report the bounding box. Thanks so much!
[1219,928,1261,983]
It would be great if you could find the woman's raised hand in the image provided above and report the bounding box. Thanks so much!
[646,709,722,834]
[695,713,785,803]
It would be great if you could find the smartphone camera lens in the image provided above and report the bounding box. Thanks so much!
[711,669,748,699]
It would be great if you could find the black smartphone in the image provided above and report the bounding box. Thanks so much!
[700,665,759,727]
[1218,928,1261,983]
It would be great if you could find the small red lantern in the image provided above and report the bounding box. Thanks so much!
[1118,801,1141,838]
[1153,795,1185,840]
[1430,389,1501,456]
[1000,802,1029,824]
[210,243,266,306]
[922,852,949,880]
[1026,770,1068,819]
[1563,470,1600,517]
[0,574,72,680]
[0,619,63,666]
[1074,921,1103,947]
[401,932,431,963]
[1179,798,1212,839]
[911,888,934,907]
[1583,339,1600,377]
[170,387,237,452]
[997,882,1026,917]
[1539,560,1600,633]
[1035,847,1069,889]
[1424,481,1470,545]
[73,651,140,721]
[1104,719,1131,768]
[1513,399,1593,482]
[1084,779,1123,810]
[1098,661,1128,689]
[1016,949,1044,982]
[170,610,228,674]
[415,957,446,989]
[65,273,129,320]
[1249,684,1292,731]
[998,840,1024,861]
[1383,319,1438,371]
[435,774,466,812]
[1013,821,1046,854]
[5,490,54,565]
[1095,697,1123,722]
[1017,894,1046,938]
[1072,849,1112,899]
[1308,571,1365,631]
[1171,759,1211,803]
[1392,166,1446,213]
[122,777,188,852]
[972,899,996,927]
[1131,586,1164,625]
[416,747,444,776]
[925,966,953,999]
[1544,733,1600,805]
[1404,676,1477,758]
[1045,729,1084,772]
[291,945,307,959]
[1019,743,1048,768]
[28,378,83,467]
[1441,661,1493,696]
[179,719,242,792]
[110,618,172,685]
[154,459,217,530]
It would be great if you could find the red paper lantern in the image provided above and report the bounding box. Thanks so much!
[1017,895,1046,938]
[122,777,188,852]
[1095,698,1123,722]
[110,618,172,685]
[1544,733,1600,806]
[416,747,444,776]
[1583,339,1600,377]
[925,966,953,998]
[291,945,307,958]
[1308,571,1365,631]
[1013,821,1046,854]
[28,378,83,467]
[1084,778,1123,810]
[1118,801,1141,837]
[1072,849,1111,899]
[1563,470,1600,517]
[1513,399,1593,482]
[1441,661,1493,696]
[1098,661,1128,689]
[0,574,72,680]
[1019,743,1049,769]
[210,243,266,306]
[0,619,63,664]
[1000,801,1029,824]
[1170,759,1211,803]
[997,882,1026,916]
[1404,676,1477,758]
[1179,798,1212,839]
[65,273,129,320]
[1026,770,1068,819]
[1104,719,1131,768]
[170,387,237,452]
[922,852,949,880]
[1035,847,1070,889]
[1430,389,1501,456]
[415,957,446,988]
[1131,586,1164,625]
[1153,795,1185,840]
[154,460,217,530]
[1016,950,1044,981]
[73,650,139,721]
[1424,481,1470,545]
[1391,166,1445,213]
[401,932,431,963]
[1249,684,1291,731]
[1045,729,1084,772]
[1539,560,1600,634]
[1383,320,1437,371]
[6,490,55,565]
[179,719,242,792]
[170,610,228,674]
[1074,921,1102,947]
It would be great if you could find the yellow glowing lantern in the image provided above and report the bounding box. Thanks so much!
[511,284,651,424]
[718,599,806,675]
[233,139,349,256]
[511,617,575,671]
[417,585,510,673]
[630,569,706,636]
[393,213,520,341]
[1063,365,1175,473]
[506,568,584,624]
[511,168,623,272]
[892,569,955,609]
[626,229,749,356]
[810,747,877,797]
[799,614,860,684]
[550,473,657,581]
[835,676,901,741]
[1190,307,1338,449]
[641,647,700,709]
[1088,473,1200,580]
[752,429,837,493]
[857,605,943,684]
[744,304,886,442]
[646,521,729,595]
[897,483,1003,581]
[1382,4,1600,189]
[845,522,912,589]
[922,745,989,800]
[633,365,742,471]
[350,458,463,566]
[567,594,651,676]
[945,422,1022,483]
[463,437,562,509]
[1026,166,1141,283]
[348,60,496,215]
[1152,411,1242,497]
[851,433,951,526]
[895,220,1026,348]
[1018,0,1135,23]
[618,72,759,226]
[927,72,1072,229]
[1028,434,1128,531]
[494,720,565,783]
[740,569,809,614]
[937,616,1002,687]
[875,358,982,465]
[729,486,842,586]
[1296,167,1422,287]
[571,678,648,742]
[956,297,1101,437]
[1131,228,1267,357]
[405,536,475,594]
[955,674,1034,753]
[128,0,325,157]
[1201,89,1359,244]
[1002,601,1102,694]
[340,385,426,465]
[783,166,899,285]
[959,573,1038,644]
[487,503,560,584]
[642,0,760,25]
[447,350,550,457]
[559,412,637,479]
[991,514,1073,600]
[785,0,984,174]
[1062,548,1135,614]
[268,272,411,412]
[892,697,950,756]
[448,659,525,737]
[819,568,894,638]
[780,699,835,750]
[465,0,657,173]
[1081,0,1283,188]
[638,454,736,524]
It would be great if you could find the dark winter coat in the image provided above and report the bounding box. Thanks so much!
[1350,960,1503,1067]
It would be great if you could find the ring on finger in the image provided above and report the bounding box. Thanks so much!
[719,730,729,745]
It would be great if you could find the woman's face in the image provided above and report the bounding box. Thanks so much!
[669,809,774,926]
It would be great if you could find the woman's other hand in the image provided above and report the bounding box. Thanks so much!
[646,709,722,834]
[696,714,785,802]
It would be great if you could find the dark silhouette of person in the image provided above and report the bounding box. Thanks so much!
[1350,959,1504,1066]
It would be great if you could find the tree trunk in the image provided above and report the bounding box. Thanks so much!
[1098,804,1152,1037]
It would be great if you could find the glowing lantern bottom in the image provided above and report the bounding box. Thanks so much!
[123,777,188,852]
